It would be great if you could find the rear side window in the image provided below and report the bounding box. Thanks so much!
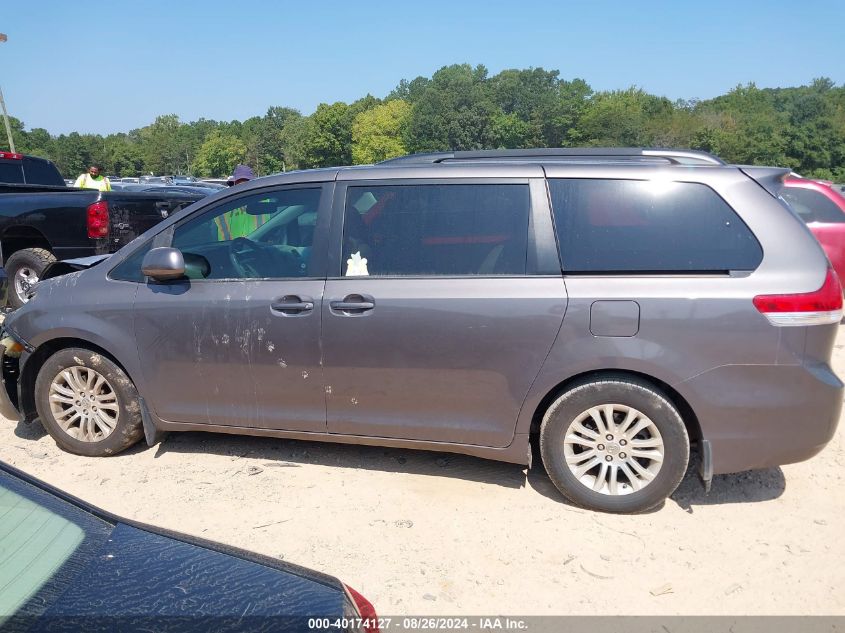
[0,160,24,184]
[343,183,530,276]
[548,178,763,273]
[781,187,845,224]
[22,157,64,186]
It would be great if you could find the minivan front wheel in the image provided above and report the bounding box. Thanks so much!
[540,376,689,513]
[35,348,144,457]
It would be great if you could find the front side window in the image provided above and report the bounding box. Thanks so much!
[169,187,322,280]
[781,187,845,224]
[549,178,763,273]
[342,183,530,276]
[109,238,155,282]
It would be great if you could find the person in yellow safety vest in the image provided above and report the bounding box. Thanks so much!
[214,164,272,240]
[73,165,112,191]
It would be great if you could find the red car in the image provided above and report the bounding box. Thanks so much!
[782,177,845,282]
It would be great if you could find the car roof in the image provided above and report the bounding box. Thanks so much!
[222,148,775,199]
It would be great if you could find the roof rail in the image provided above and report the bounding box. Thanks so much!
[379,148,726,166]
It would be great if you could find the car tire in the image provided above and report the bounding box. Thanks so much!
[34,348,144,457]
[5,248,56,309]
[539,375,689,513]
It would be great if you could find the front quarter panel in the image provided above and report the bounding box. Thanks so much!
[8,271,143,393]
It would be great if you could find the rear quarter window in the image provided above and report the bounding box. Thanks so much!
[548,178,763,273]
[781,187,845,224]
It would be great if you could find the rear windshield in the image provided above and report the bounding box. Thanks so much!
[548,178,763,273]
[781,186,845,224]
[0,160,24,184]
[22,157,65,186]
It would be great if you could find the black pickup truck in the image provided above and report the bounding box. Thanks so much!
[0,152,204,307]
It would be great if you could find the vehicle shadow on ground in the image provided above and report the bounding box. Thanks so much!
[523,443,785,512]
[15,417,786,510]
[153,431,532,489]
[13,418,47,441]
[669,452,786,512]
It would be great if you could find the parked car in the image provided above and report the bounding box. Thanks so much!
[0,460,377,630]
[139,176,168,184]
[201,178,231,187]
[111,183,219,197]
[167,175,199,184]
[0,153,204,308]
[781,177,845,283]
[1,148,841,514]
[142,184,221,196]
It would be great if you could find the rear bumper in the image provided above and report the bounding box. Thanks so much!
[678,362,843,475]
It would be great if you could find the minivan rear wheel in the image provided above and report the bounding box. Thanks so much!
[35,348,144,457]
[540,376,689,513]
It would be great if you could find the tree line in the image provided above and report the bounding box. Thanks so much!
[4,64,845,181]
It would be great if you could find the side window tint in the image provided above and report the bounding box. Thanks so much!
[109,238,154,282]
[549,179,763,273]
[170,188,322,280]
[343,184,530,276]
[781,187,845,224]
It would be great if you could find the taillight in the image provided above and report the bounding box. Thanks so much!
[343,584,378,633]
[87,201,109,238]
[0,151,22,160]
[753,267,843,326]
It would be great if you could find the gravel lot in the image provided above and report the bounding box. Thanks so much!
[2,329,845,616]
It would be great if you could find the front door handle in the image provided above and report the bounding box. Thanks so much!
[271,295,315,315]
[330,294,375,315]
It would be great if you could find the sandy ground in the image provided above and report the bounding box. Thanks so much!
[2,332,845,616]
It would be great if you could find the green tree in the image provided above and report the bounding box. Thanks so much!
[579,87,674,146]
[405,64,497,152]
[0,115,26,153]
[190,130,247,177]
[279,115,319,170]
[139,114,193,174]
[5,66,845,181]
[310,102,355,167]
[247,107,301,174]
[352,99,412,164]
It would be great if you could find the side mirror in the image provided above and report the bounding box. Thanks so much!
[142,247,186,281]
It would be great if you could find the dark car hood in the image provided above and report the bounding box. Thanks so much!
[38,522,342,623]
[1,464,346,631]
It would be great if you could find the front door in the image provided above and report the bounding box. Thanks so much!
[132,184,332,432]
[322,179,566,448]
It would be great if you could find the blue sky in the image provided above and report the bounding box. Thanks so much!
[2,0,844,135]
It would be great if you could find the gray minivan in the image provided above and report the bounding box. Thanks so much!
[1,148,842,513]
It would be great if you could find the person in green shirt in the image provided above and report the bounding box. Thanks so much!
[215,165,273,240]
[73,165,111,191]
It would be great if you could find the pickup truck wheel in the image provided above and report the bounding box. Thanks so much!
[5,248,56,309]
[34,348,144,457]
[539,376,689,514]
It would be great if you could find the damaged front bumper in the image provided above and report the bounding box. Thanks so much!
[0,323,24,422]
[0,342,21,421]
